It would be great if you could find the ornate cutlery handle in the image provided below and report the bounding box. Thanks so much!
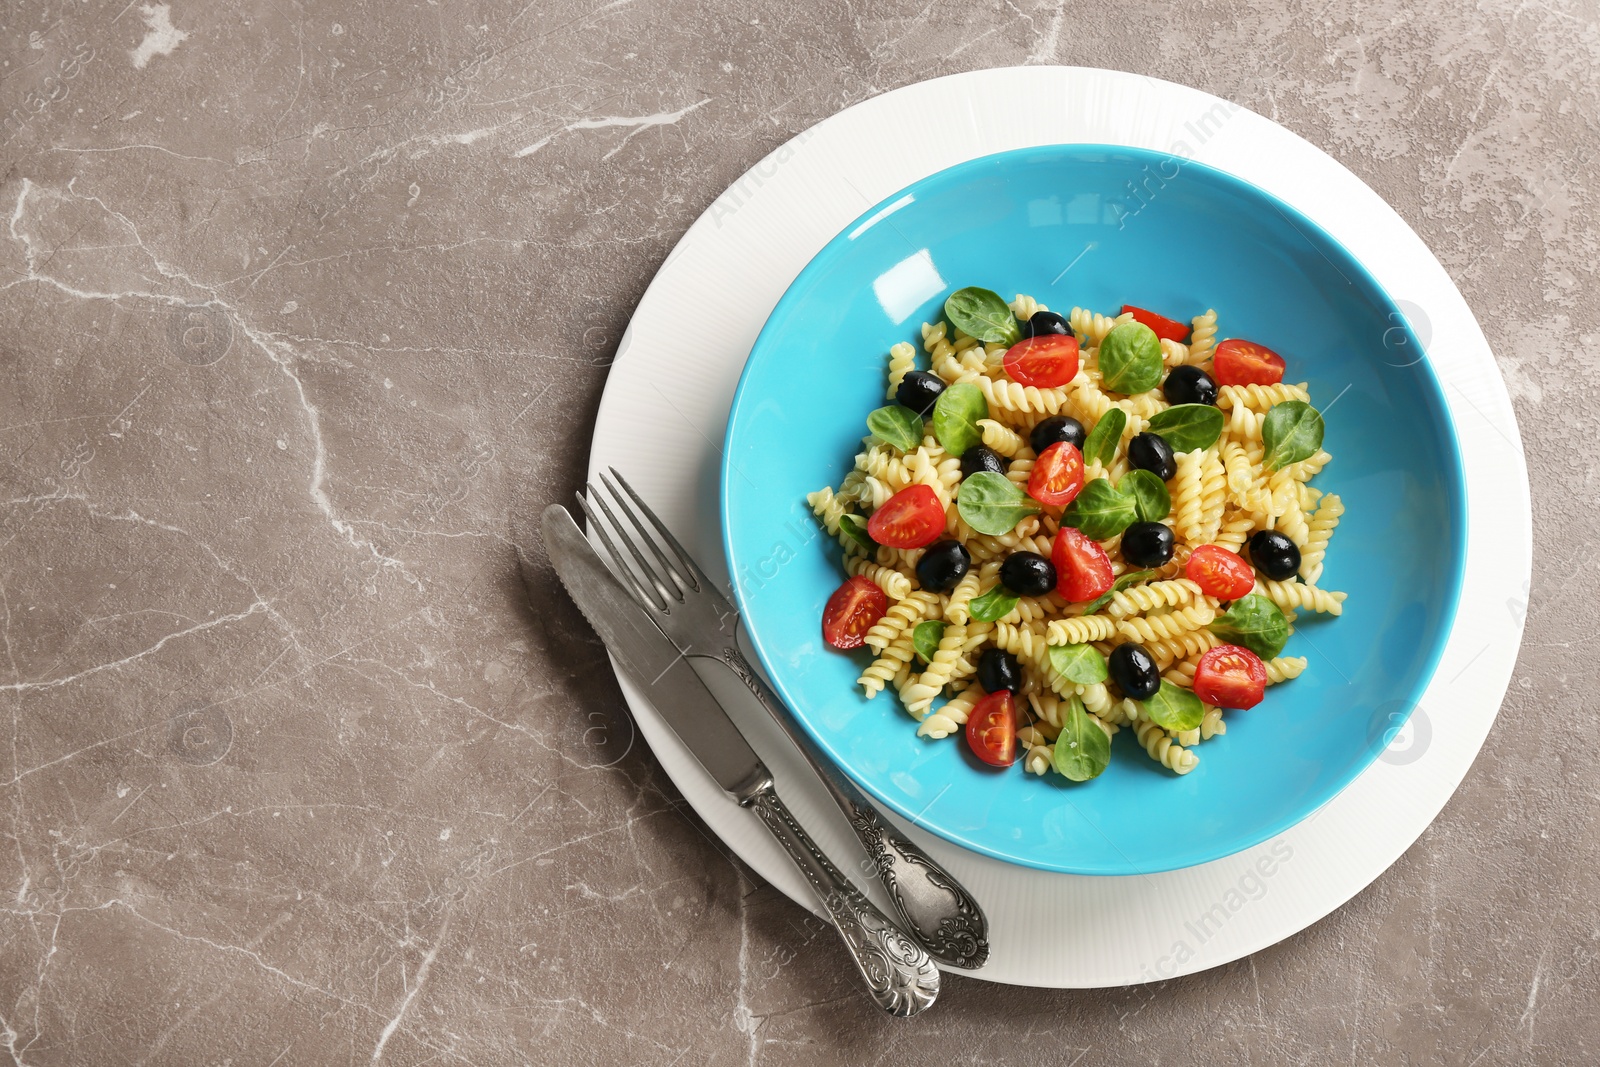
[721,644,990,970]
[743,784,939,1017]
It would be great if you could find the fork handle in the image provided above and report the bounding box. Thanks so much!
[720,645,990,971]
[743,782,940,1016]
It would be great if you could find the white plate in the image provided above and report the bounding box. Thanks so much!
[587,66,1529,987]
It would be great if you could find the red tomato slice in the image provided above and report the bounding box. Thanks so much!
[1185,544,1257,600]
[1027,442,1085,508]
[1193,644,1268,709]
[1003,333,1080,388]
[1052,526,1114,602]
[821,576,888,650]
[1121,304,1190,343]
[866,484,945,549]
[1213,339,1286,386]
[965,689,1017,767]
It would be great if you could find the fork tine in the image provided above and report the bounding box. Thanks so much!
[575,489,662,613]
[605,467,708,593]
[576,487,671,614]
[583,482,678,609]
[597,470,695,598]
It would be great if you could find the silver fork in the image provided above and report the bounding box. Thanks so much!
[578,467,989,970]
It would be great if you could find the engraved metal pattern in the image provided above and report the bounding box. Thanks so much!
[719,643,767,698]
[846,803,990,970]
[745,787,940,1017]
[724,643,990,970]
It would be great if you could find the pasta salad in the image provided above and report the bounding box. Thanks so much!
[808,287,1345,780]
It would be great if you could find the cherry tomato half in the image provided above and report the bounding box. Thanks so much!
[1027,442,1085,508]
[1003,333,1080,388]
[1052,526,1114,602]
[1213,338,1286,386]
[821,576,888,650]
[1185,544,1257,600]
[1121,304,1190,343]
[965,689,1017,767]
[1193,644,1268,709]
[866,484,945,549]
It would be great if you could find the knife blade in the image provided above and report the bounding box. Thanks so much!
[541,504,773,801]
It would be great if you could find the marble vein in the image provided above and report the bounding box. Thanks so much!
[513,98,713,159]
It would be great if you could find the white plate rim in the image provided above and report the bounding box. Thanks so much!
[585,65,1531,988]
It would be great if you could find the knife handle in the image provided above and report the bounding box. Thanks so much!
[719,645,990,971]
[743,783,940,1017]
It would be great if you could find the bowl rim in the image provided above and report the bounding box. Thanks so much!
[719,141,1468,875]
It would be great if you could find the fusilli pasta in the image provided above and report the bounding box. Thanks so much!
[864,590,941,654]
[917,688,978,738]
[1171,449,1206,542]
[1218,382,1310,410]
[844,555,911,600]
[1255,578,1346,616]
[1188,309,1218,363]
[859,627,916,699]
[1045,615,1118,645]
[1116,601,1216,643]
[976,418,1026,457]
[1106,578,1203,618]
[886,341,917,399]
[1298,493,1344,583]
[1009,293,1048,320]
[1264,656,1308,684]
[1070,307,1133,346]
[1134,719,1199,774]
[810,292,1345,788]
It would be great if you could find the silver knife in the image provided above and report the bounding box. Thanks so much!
[540,504,940,1017]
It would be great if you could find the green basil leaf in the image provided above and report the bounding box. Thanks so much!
[837,513,876,553]
[911,620,946,664]
[1098,321,1163,394]
[1145,404,1224,453]
[1047,643,1108,684]
[968,585,1019,623]
[956,471,1041,535]
[931,381,988,457]
[1141,681,1205,732]
[1053,696,1111,782]
[1061,478,1137,540]
[1081,407,1126,467]
[1262,400,1325,470]
[944,287,1021,346]
[865,405,924,452]
[1079,569,1156,615]
[1209,593,1291,658]
[1119,469,1171,522]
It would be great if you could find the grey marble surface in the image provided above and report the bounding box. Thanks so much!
[0,1,1595,1064]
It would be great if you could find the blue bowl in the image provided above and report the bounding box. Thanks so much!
[721,145,1465,875]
